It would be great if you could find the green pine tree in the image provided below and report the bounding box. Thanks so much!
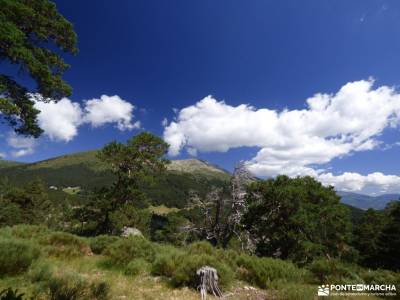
[0,0,77,136]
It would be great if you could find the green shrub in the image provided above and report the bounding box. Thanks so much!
[0,238,40,276]
[103,236,155,266]
[90,281,110,300]
[185,241,215,256]
[151,246,184,278]
[236,255,306,289]
[171,254,234,288]
[89,235,120,254]
[0,227,12,239]
[29,261,54,283]
[11,225,50,240]
[124,258,149,276]
[0,288,25,300]
[308,258,360,283]
[48,271,87,300]
[41,232,91,258]
[360,269,400,287]
[275,283,316,300]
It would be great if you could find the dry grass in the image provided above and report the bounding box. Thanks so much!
[0,254,382,300]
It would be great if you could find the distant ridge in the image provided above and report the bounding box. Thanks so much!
[338,191,400,210]
[0,150,231,208]
[0,160,25,169]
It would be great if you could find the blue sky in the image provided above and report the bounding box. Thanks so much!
[2,0,400,194]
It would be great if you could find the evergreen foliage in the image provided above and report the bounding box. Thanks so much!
[0,0,77,136]
[243,175,354,264]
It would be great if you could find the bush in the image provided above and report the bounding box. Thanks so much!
[236,255,306,289]
[171,254,234,288]
[103,236,155,266]
[41,232,91,258]
[0,238,40,276]
[275,283,316,300]
[90,281,110,300]
[308,258,360,283]
[0,288,25,300]
[124,258,149,276]
[151,246,184,278]
[48,271,87,300]
[360,269,400,287]
[89,235,120,255]
[185,241,215,256]
[29,261,54,283]
[11,225,50,240]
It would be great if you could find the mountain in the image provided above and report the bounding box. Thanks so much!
[338,191,400,210]
[0,160,25,169]
[0,151,231,208]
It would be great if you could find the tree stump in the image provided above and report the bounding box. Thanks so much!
[196,266,223,299]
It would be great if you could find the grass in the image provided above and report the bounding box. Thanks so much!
[149,205,180,215]
[62,187,81,195]
[0,225,391,300]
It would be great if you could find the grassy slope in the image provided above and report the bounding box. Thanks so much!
[0,151,231,208]
[0,225,386,300]
[0,160,25,169]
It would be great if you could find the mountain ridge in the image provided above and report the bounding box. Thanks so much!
[1,151,398,210]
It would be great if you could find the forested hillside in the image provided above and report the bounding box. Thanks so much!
[0,151,230,208]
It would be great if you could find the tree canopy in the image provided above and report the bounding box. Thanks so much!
[242,175,354,264]
[79,132,170,235]
[0,0,77,137]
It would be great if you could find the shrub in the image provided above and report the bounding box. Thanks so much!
[275,283,316,300]
[0,227,12,239]
[185,241,215,256]
[0,288,24,300]
[308,258,360,283]
[103,236,155,266]
[41,232,91,258]
[90,281,110,300]
[124,258,149,276]
[89,235,120,255]
[236,255,306,289]
[360,269,400,287]
[151,246,184,278]
[29,261,54,283]
[0,238,40,276]
[11,225,50,240]
[48,271,87,300]
[171,254,234,288]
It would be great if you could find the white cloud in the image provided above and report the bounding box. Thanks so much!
[84,95,139,130]
[163,79,400,195]
[32,95,139,142]
[34,98,83,142]
[7,132,36,157]
[319,172,400,195]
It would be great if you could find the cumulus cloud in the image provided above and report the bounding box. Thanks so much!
[84,95,140,130]
[163,79,400,194]
[7,132,36,157]
[34,98,83,142]
[32,95,139,142]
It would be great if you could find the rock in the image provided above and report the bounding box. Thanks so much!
[121,227,143,237]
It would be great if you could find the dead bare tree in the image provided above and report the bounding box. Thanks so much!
[184,162,257,251]
[223,161,257,251]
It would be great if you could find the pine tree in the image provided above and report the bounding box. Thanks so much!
[0,0,77,136]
